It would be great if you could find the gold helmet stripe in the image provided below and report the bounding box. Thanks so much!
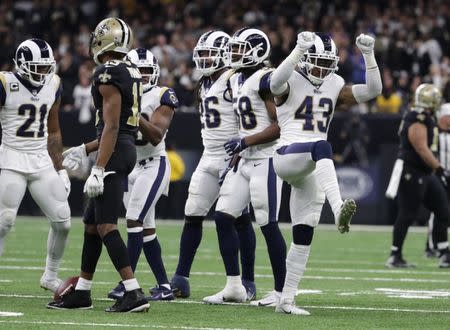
[116,18,130,47]
[415,83,427,106]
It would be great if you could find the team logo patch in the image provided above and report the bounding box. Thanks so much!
[99,71,112,83]
[169,90,178,104]
[9,82,19,91]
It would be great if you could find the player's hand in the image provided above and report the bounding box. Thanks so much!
[224,138,247,156]
[356,34,375,54]
[296,31,315,52]
[219,155,241,186]
[435,166,448,188]
[83,166,115,198]
[62,144,87,171]
[58,169,71,196]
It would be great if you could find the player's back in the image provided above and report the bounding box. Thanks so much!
[92,59,142,138]
[199,69,238,156]
[136,85,178,161]
[230,67,275,159]
[276,70,344,145]
[0,71,61,152]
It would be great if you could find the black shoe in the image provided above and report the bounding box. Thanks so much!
[105,288,150,313]
[438,252,450,268]
[385,255,415,268]
[424,248,439,258]
[47,290,93,310]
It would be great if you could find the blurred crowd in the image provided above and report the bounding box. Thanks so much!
[0,0,449,118]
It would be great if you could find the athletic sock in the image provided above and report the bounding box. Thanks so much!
[260,222,287,292]
[175,216,203,277]
[281,243,310,301]
[214,211,240,276]
[127,227,144,273]
[81,231,103,274]
[143,234,169,285]
[123,278,140,291]
[235,213,256,282]
[75,277,92,291]
[45,221,70,278]
[315,158,343,218]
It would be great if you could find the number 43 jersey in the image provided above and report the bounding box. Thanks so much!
[275,70,345,145]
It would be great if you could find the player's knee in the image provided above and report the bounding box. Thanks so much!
[143,231,156,242]
[292,224,314,246]
[235,213,252,229]
[0,209,16,236]
[55,203,71,222]
[51,218,71,234]
[126,219,143,228]
[312,140,332,161]
[185,215,204,225]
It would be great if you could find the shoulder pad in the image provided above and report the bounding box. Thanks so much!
[160,87,179,109]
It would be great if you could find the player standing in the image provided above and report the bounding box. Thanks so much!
[269,31,382,314]
[107,48,178,301]
[0,38,71,293]
[47,18,149,312]
[203,28,287,306]
[171,30,257,300]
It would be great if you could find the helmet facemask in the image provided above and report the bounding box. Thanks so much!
[14,57,56,86]
[304,52,339,86]
[227,39,264,69]
[138,64,160,91]
[193,46,224,76]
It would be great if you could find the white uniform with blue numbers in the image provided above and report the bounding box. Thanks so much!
[0,71,70,228]
[185,70,240,217]
[216,68,282,226]
[124,86,178,228]
[273,70,345,227]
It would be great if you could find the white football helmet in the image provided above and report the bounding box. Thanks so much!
[303,33,339,85]
[14,38,56,86]
[193,30,229,76]
[227,27,271,69]
[126,48,160,91]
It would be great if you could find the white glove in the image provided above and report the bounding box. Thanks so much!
[62,144,87,171]
[58,169,71,196]
[296,31,315,52]
[356,34,375,54]
[83,166,115,198]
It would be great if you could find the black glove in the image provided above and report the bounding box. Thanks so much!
[435,166,448,188]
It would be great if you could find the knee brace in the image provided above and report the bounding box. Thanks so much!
[0,209,16,237]
[292,224,314,246]
[312,140,332,161]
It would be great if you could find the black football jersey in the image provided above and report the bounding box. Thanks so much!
[92,60,142,137]
[398,110,439,173]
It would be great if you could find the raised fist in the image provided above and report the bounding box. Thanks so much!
[356,34,375,54]
[296,31,315,52]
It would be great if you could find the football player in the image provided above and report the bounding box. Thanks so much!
[203,28,287,306]
[269,32,382,314]
[170,30,257,300]
[47,18,149,312]
[385,86,450,268]
[0,38,71,293]
[107,48,178,301]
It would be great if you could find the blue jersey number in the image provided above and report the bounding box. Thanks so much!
[235,96,257,130]
[16,104,47,138]
[294,96,333,133]
[200,96,221,129]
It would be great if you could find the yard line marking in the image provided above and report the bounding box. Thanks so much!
[0,312,23,317]
[0,320,249,330]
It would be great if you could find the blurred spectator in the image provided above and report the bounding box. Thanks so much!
[72,64,94,124]
[375,72,402,114]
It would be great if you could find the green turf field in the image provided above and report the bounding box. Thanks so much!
[1,217,449,329]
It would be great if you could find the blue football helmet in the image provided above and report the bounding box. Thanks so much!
[193,30,230,76]
[227,27,271,69]
[126,48,160,90]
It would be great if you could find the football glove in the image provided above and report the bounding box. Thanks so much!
[62,144,87,171]
[435,166,448,188]
[224,138,247,156]
[296,31,315,53]
[356,34,375,54]
[83,166,115,198]
[219,155,241,186]
[58,169,71,196]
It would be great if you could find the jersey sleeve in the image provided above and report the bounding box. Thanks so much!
[259,71,272,94]
[93,62,129,95]
[405,111,426,124]
[0,72,6,106]
[54,74,63,101]
[159,87,179,109]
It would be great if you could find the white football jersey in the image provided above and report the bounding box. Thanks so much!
[276,70,345,145]
[199,69,239,156]
[0,71,61,152]
[230,67,276,159]
[135,86,178,161]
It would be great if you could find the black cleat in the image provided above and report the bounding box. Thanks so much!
[438,252,450,268]
[105,288,150,313]
[424,248,439,258]
[385,255,415,268]
[47,290,93,310]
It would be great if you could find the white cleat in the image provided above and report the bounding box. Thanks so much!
[40,275,63,293]
[250,290,280,307]
[275,298,310,315]
[336,198,356,234]
[203,285,247,305]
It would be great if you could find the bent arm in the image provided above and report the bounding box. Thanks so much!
[139,105,174,146]
[408,122,440,170]
[243,98,280,146]
[270,47,304,96]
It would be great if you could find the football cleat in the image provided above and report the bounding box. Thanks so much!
[275,298,310,315]
[385,255,416,268]
[108,281,125,300]
[336,198,356,233]
[105,288,150,313]
[148,285,175,301]
[424,248,439,258]
[242,279,256,301]
[47,290,93,310]
[203,285,247,305]
[40,275,63,294]
[438,252,450,268]
[170,274,190,298]
[250,290,280,307]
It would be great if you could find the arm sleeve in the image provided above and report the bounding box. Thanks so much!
[160,87,179,109]
[351,53,382,103]
[270,47,303,95]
